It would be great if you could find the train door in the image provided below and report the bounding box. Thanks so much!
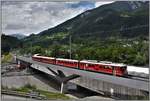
[84,63,88,70]
[118,67,127,75]
[112,66,116,76]
[79,63,84,69]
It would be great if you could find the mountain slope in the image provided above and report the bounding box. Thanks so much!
[1,34,22,54]
[10,34,26,39]
[23,1,149,45]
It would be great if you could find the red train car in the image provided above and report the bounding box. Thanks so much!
[32,54,127,76]
[79,60,127,76]
[56,58,78,68]
[32,54,56,64]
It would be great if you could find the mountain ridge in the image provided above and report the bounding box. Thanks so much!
[39,1,148,34]
[23,1,149,45]
[9,33,27,39]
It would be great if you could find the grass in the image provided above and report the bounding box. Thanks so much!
[127,95,149,100]
[1,53,13,63]
[3,84,70,100]
[36,90,70,100]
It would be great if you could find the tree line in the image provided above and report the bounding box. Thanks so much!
[19,37,148,66]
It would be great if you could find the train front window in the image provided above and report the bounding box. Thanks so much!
[122,66,127,70]
[108,66,112,69]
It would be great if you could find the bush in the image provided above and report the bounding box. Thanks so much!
[24,83,37,90]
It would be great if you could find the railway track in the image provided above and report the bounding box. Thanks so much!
[2,63,149,82]
[126,74,149,82]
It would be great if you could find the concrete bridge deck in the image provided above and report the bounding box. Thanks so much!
[16,56,149,92]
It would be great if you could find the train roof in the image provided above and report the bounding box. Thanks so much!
[80,60,126,67]
[33,55,55,59]
[56,58,78,62]
[33,54,40,56]
[41,56,55,59]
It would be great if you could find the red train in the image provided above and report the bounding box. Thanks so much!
[32,54,127,76]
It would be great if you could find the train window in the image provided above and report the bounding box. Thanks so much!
[99,65,102,68]
[105,66,107,68]
[116,67,121,70]
[108,66,112,69]
[122,66,126,69]
[104,66,111,69]
[91,64,94,67]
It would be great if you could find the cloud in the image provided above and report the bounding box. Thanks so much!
[67,1,95,9]
[2,1,113,36]
[95,1,114,8]
[2,2,89,35]
[5,24,26,30]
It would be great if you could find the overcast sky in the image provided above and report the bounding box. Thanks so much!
[2,1,113,36]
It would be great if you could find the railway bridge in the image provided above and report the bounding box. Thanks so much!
[16,56,149,100]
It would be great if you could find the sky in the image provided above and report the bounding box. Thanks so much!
[2,1,113,36]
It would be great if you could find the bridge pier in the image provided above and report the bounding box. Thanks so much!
[16,59,31,70]
[17,60,20,67]
[46,67,80,94]
[60,82,64,94]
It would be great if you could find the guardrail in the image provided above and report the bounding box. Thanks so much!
[1,72,38,77]
[2,90,46,100]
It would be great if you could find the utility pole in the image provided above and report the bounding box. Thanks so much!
[69,35,72,59]
[54,41,57,58]
[31,42,32,56]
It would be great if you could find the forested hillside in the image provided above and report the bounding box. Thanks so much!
[1,34,22,54]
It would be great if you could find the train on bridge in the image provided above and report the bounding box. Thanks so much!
[32,54,127,76]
